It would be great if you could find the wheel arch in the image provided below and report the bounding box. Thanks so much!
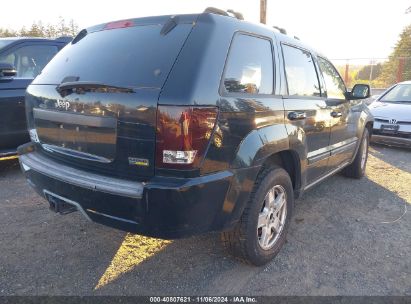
[365,120,373,137]
[260,149,302,197]
[221,125,304,230]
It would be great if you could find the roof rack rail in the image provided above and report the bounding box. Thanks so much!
[272,26,287,35]
[272,26,300,41]
[204,7,228,16]
[227,9,244,20]
[203,7,244,20]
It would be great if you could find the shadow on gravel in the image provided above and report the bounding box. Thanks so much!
[369,144,411,174]
[0,159,20,177]
[90,173,410,296]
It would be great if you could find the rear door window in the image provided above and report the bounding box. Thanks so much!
[282,44,321,97]
[222,34,273,95]
[33,24,193,88]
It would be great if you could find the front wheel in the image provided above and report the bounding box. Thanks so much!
[221,167,294,266]
[342,128,370,179]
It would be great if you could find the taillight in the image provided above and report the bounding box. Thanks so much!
[156,106,218,170]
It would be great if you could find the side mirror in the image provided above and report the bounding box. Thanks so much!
[349,84,371,100]
[0,63,17,78]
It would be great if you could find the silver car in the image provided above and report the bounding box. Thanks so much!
[369,81,411,148]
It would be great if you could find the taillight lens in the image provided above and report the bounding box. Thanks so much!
[156,106,218,169]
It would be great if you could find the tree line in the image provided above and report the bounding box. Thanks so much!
[339,6,411,88]
[1,10,410,88]
[376,24,411,86]
[0,18,79,38]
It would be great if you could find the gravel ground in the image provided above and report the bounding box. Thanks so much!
[0,144,410,296]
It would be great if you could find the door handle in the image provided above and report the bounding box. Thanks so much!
[288,111,306,121]
[331,111,342,118]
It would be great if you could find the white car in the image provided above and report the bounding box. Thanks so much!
[369,81,411,148]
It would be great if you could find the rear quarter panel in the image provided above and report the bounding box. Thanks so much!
[159,15,308,228]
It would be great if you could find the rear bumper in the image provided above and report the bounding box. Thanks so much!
[18,147,234,239]
[371,134,411,148]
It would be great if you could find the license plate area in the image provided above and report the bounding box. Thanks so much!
[380,124,399,134]
[33,108,117,161]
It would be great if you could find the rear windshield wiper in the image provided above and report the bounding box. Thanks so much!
[56,81,135,95]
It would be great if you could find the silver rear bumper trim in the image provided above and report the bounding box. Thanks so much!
[20,151,144,199]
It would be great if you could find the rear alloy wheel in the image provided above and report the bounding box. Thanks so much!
[221,167,293,265]
[257,185,287,250]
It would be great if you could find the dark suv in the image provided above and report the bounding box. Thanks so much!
[18,9,373,265]
[0,37,70,159]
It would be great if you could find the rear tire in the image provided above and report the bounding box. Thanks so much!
[221,167,294,266]
[342,128,369,179]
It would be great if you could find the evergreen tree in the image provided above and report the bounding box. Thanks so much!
[0,28,18,37]
[27,22,43,37]
[377,25,411,85]
[0,19,79,38]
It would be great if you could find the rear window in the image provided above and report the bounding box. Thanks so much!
[223,34,273,95]
[33,24,193,88]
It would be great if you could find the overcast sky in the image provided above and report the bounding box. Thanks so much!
[2,0,410,60]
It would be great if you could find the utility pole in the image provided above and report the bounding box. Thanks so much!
[397,58,405,83]
[260,0,267,24]
[344,61,350,86]
[369,59,375,86]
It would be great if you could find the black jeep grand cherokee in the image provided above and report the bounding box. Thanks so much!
[19,8,373,265]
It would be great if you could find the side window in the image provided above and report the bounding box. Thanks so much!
[223,34,273,95]
[282,44,321,97]
[318,57,346,99]
[0,44,58,79]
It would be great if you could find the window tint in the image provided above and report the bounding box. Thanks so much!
[0,45,58,79]
[318,57,346,99]
[223,34,273,95]
[282,45,321,97]
[34,25,192,88]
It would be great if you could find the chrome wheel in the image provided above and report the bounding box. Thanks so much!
[360,135,368,170]
[257,185,287,250]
